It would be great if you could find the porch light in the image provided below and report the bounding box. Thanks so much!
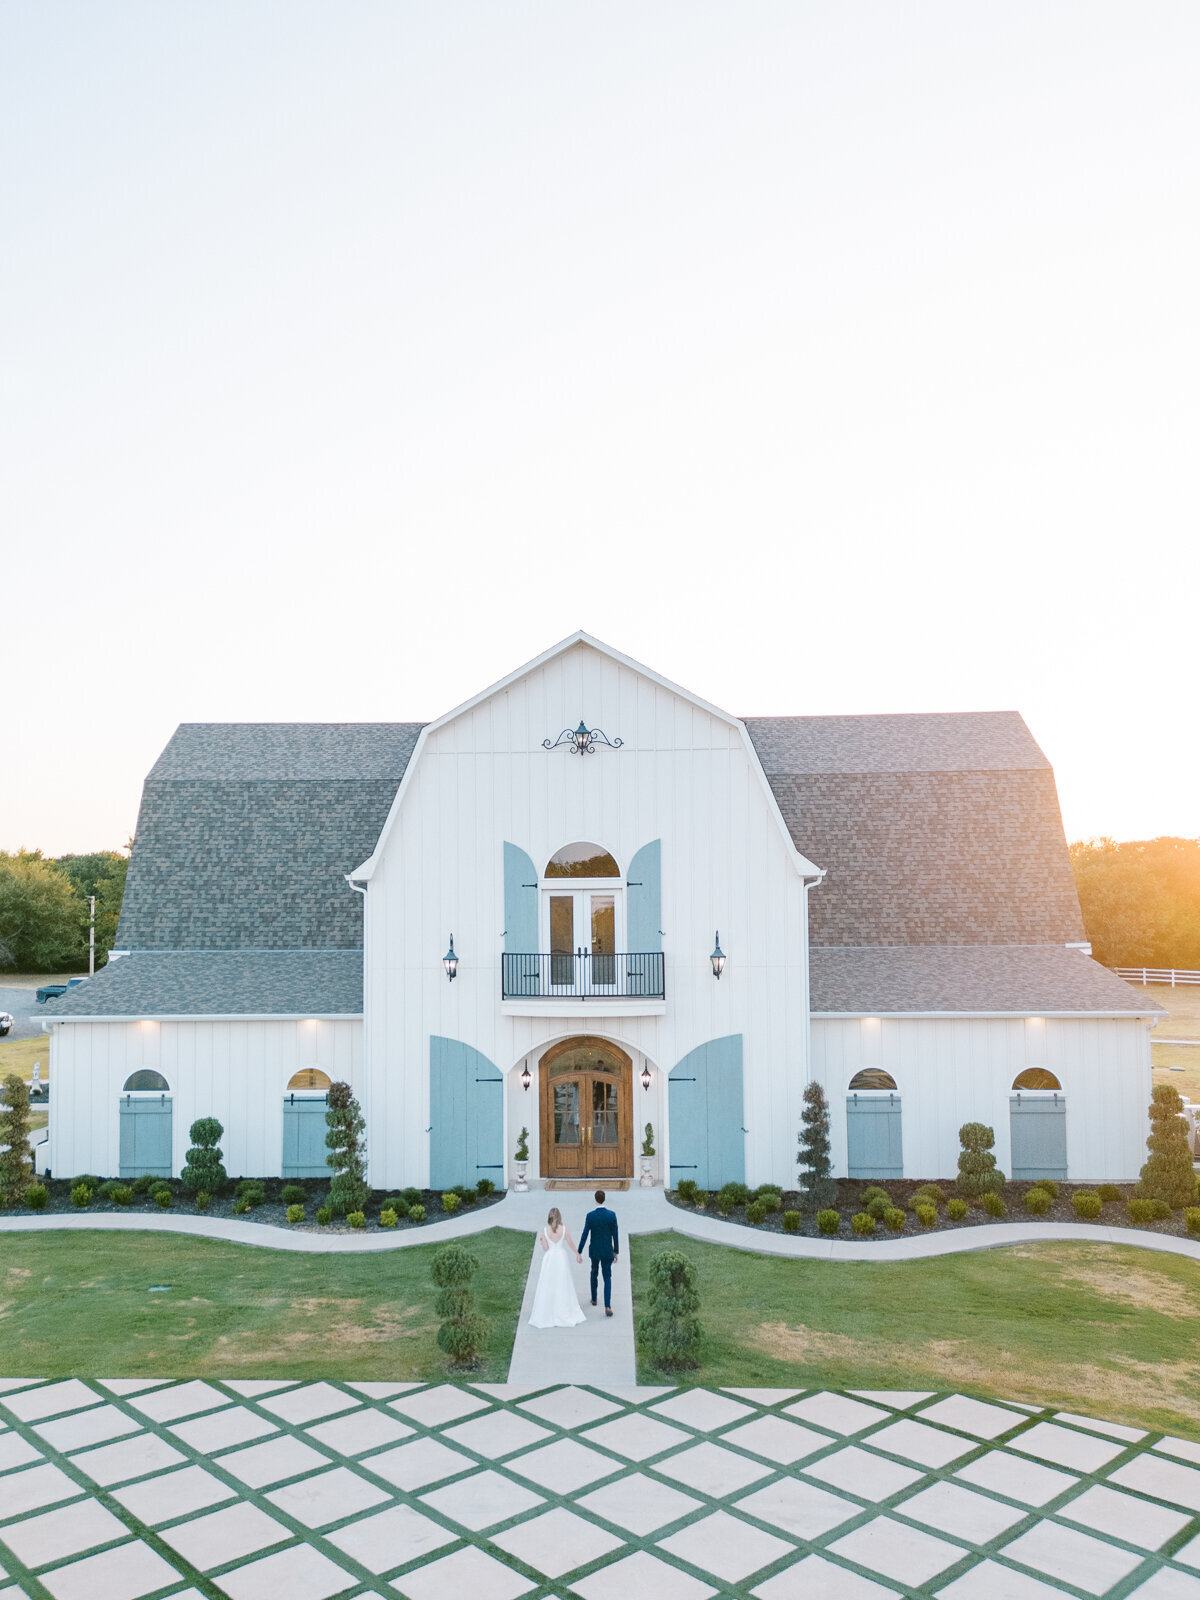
[520,1063,532,1091]
[710,932,726,980]
[443,936,458,982]
[641,1063,652,1091]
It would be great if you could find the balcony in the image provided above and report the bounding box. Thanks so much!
[502,951,665,1001]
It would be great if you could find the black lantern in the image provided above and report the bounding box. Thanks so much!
[710,932,726,980]
[641,1063,652,1091]
[443,935,458,982]
[520,1063,532,1092]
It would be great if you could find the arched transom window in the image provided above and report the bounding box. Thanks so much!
[287,1069,331,1092]
[544,842,620,878]
[542,843,622,987]
[848,1069,898,1092]
[1012,1068,1062,1091]
[123,1070,170,1092]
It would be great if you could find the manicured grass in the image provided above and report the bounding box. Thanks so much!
[1153,1042,1200,1102]
[0,1227,530,1381]
[631,1232,1200,1438]
[0,1035,51,1082]
[1140,982,1200,1040]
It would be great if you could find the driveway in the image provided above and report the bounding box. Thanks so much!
[0,982,51,1043]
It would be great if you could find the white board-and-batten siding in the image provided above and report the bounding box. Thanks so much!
[811,1014,1152,1182]
[49,1019,362,1179]
[362,641,814,1191]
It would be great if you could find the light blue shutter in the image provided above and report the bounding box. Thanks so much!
[430,1036,504,1188]
[119,1096,173,1178]
[1010,1094,1067,1181]
[626,840,662,995]
[668,1035,744,1190]
[845,1094,903,1179]
[282,1096,331,1178]
[503,842,540,997]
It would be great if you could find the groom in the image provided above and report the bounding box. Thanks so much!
[577,1189,619,1317]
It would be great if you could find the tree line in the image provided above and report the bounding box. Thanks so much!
[1070,836,1200,970]
[0,849,129,973]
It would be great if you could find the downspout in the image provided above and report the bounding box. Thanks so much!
[344,874,370,1185]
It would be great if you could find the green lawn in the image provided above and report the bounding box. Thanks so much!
[631,1233,1200,1439]
[0,1035,50,1082]
[0,1228,530,1382]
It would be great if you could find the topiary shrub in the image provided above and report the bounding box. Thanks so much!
[0,1075,34,1206]
[1072,1191,1101,1220]
[286,1204,304,1224]
[642,1122,655,1158]
[181,1119,227,1195]
[71,1183,93,1208]
[347,1211,366,1229]
[782,1210,801,1233]
[884,1208,906,1232]
[915,1203,937,1228]
[641,1249,701,1369]
[1185,1208,1200,1237]
[1098,1183,1121,1203]
[326,1082,369,1216]
[196,1191,211,1211]
[946,1198,969,1221]
[514,1126,529,1164]
[676,1179,701,1206]
[797,1082,838,1212]
[25,1183,48,1210]
[281,1184,306,1206]
[316,1205,332,1225]
[980,1192,1005,1218]
[410,1204,426,1222]
[237,1180,266,1208]
[155,1188,172,1209]
[432,1244,490,1367]
[851,1212,875,1235]
[477,1178,496,1197]
[1031,1179,1060,1198]
[1025,1187,1053,1215]
[957,1123,1004,1197]
[441,1192,461,1215]
[817,1209,839,1234]
[744,1200,768,1225]
[865,1194,892,1221]
[1138,1084,1196,1210]
[380,1207,397,1228]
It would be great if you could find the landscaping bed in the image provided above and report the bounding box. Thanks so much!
[2,1175,505,1233]
[666,1177,1200,1239]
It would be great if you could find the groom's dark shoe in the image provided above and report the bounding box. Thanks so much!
[590,1299,597,1307]
[605,1307,613,1317]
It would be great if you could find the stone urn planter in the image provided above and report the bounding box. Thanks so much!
[514,1161,529,1193]
[639,1155,654,1188]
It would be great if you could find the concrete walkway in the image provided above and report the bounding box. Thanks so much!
[4,1187,1200,1267]
[507,1234,636,1387]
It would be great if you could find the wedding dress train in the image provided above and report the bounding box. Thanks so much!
[528,1229,587,1328]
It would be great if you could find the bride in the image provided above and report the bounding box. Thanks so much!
[528,1207,587,1328]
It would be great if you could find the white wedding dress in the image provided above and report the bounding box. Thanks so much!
[528,1229,586,1328]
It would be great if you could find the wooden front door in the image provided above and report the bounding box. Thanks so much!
[540,1038,633,1180]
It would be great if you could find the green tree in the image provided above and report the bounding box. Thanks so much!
[0,1075,34,1205]
[956,1123,1005,1198]
[0,853,85,972]
[431,1244,490,1366]
[181,1118,227,1194]
[325,1082,369,1215]
[1070,836,1200,970]
[51,848,129,967]
[1137,1084,1196,1209]
[797,1082,837,1211]
[641,1248,702,1369]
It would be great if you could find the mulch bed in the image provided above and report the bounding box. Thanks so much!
[666,1179,1198,1240]
[3,1178,504,1234]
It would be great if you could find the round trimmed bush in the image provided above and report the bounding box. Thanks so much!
[1031,1179,1059,1198]
[946,1198,969,1221]
[754,1187,782,1213]
[25,1183,48,1210]
[401,1187,422,1207]
[112,1185,134,1205]
[915,1203,937,1228]
[286,1204,304,1223]
[410,1204,426,1222]
[782,1210,801,1233]
[860,1186,891,1206]
[883,1208,906,1232]
[316,1205,332,1225]
[745,1200,768,1225]
[1025,1187,1053,1215]
[911,1183,945,1207]
[441,1192,461,1215]
[980,1192,1005,1218]
[380,1207,398,1228]
[71,1183,92,1208]
[281,1184,307,1206]
[817,1209,840,1235]
[851,1212,875,1235]
[865,1194,892,1221]
[1185,1208,1200,1237]
[1097,1183,1121,1203]
[1072,1191,1101,1220]
[1127,1197,1154,1225]
[476,1178,496,1197]
[232,1197,250,1215]
[347,1211,366,1228]
[1150,1198,1171,1220]
[716,1193,734,1217]
[196,1191,211,1211]
[155,1188,172,1209]
[676,1179,701,1206]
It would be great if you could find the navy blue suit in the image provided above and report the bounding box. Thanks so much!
[578,1206,620,1308]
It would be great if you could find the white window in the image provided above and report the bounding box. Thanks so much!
[542,842,623,990]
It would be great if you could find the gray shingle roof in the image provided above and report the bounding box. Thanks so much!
[117,724,423,951]
[748,715,1085,948]
[48,950,363,1017]
[810,945,1165,1015]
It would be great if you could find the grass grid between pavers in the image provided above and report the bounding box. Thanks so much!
[2,1377,1199,1598]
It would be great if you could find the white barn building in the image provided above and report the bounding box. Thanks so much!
[46,633,1159,1189]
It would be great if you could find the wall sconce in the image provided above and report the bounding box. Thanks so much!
[520,1063,532,1092]
[641,1064,652,1091]
[710,932,726,980]
[443,936,458,982]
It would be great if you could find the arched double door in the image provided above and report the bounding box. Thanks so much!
[539,1038,632,1181]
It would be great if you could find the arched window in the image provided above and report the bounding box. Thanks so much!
[544,842,620,878]
[848,1069,898,1092]
[123,1070,169,1092]
[1012,1068,1062,1091]
[287,1069,331,1091]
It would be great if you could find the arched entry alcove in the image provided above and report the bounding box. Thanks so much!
[539,1037,633,1181]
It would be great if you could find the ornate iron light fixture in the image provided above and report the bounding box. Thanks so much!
[641,1063,652,1091]
[520,1063,532,1091]
[710,932,726,980]
[443,936,458,982]
[543,720,623,755]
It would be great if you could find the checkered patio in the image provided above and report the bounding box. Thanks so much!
[2,1377,1198,1599]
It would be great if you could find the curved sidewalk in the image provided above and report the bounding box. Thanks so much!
[3,1187,1200,1265]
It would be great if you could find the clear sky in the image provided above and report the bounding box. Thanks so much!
[3,2,1197,856]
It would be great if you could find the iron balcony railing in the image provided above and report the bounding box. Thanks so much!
[502,951,665,1000]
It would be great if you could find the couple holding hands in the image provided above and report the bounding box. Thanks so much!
[528,1189,619,1327]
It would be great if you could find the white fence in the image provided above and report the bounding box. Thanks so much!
[1116,967,1200,988]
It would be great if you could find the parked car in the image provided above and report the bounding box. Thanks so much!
[36,977,87,1004]
[0,1012,12,1036]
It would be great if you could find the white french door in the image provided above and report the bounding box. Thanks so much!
[543,887,622,991]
